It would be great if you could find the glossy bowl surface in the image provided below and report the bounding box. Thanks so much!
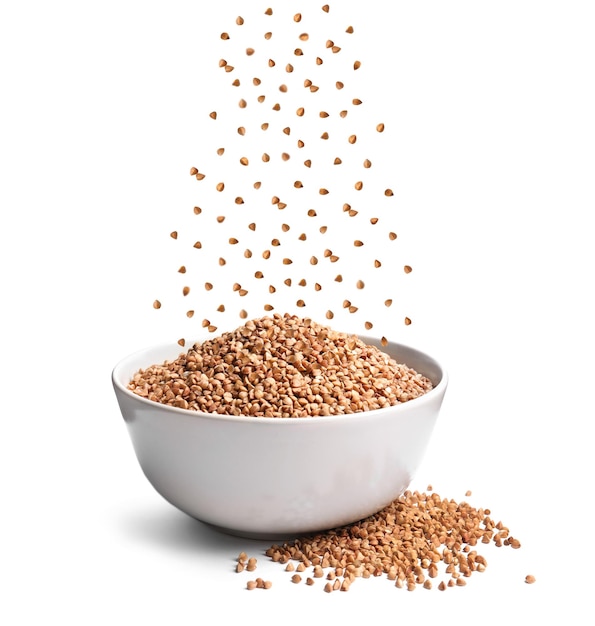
[112,337,447,539]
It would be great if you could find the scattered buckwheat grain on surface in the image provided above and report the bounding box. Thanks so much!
[229,488,526,593]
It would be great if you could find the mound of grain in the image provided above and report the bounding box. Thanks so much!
[240,488,523,592]
[128,313,432,417]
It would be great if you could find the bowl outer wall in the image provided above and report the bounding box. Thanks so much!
[112,338,448,537]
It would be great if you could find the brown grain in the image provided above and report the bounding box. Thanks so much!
[257,487,522,593]
[129,314,433,418]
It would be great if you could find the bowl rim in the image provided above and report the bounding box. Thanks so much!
[112,337,448,426]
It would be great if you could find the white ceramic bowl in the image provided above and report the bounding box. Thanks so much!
[112,337,447,539]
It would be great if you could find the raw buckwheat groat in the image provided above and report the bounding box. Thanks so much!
[128,313,432,417]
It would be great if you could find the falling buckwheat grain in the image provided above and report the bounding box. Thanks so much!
[157,3,416,351]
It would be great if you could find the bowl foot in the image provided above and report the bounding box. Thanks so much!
[201,520,300,542]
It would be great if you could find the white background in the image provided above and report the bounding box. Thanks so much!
[1,1,594,624]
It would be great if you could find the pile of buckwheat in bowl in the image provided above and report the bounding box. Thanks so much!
[127,313,433,417]
[112,313,448,540]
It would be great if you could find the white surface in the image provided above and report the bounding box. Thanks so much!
[1,1,593,624]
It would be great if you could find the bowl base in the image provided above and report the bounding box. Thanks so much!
[202,520,298,542]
